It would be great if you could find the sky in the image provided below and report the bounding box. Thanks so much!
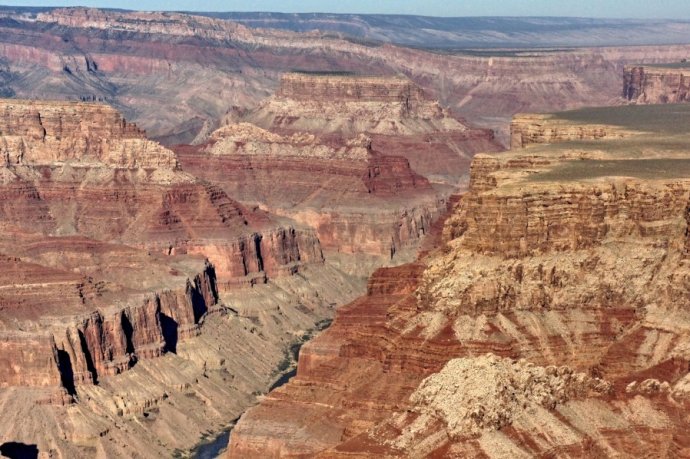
[1,0,689,19]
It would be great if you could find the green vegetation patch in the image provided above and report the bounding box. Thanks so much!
[553,104,690,135]
[528,158,690,182]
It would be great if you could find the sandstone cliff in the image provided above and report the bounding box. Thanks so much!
[510,112,633,149]
[624,64,690,103]
[0,99,177,168]
[228,103,690,457]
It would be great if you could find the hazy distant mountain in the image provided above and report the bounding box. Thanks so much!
[194,13,690,48]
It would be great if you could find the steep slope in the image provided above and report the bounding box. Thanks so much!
[177,73,501,270]
[228,104,690,457]
[624,64,690,103]
[0,99,365,457]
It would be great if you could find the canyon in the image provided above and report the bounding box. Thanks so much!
[228,103,690,457]
[0,99,370,457]
[0,60,490,456]
[0,8,688,145]
[177,72,501,266]
[0,5,689,459]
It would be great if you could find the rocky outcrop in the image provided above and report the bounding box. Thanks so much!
[624,64,690,103]
[177,120,440,261]
[0,235,218,392]
[228,103,690,457]
[0,100,177,168]
[177,73,501,270]
[409,355,611,436]
[0,333,62,388]
[246,72,503,184]
[0,100,325,287]
[510,112,632,149]
[277,73,430,104]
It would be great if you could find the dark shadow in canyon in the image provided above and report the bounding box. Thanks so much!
[160,313,179,353]
[56,349,77,396]
[0,442,39,459]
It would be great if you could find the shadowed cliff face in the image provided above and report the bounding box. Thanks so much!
[0,8,689,144]
[227,104,690,458]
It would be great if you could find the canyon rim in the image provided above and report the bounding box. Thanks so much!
[0,3,689,459]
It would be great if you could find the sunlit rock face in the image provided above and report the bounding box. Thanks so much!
[624,65,690,103]
[0,99,365,457]
[228,103,690,458]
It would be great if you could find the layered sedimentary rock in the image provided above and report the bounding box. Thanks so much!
[179,74,501,269]
[0,99,364,457]
[244,72,501,185]
[624,64,690,103]
[0,99,325,288]
[228,104,690,457]
[0,8,689,144]
[0,99,176,168]
[0,229,217,390]
[178,122,440,260]
[510,112,633,149]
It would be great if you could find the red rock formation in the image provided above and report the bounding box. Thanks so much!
[246,72,502,185]
[624,64,690,103]
[227,104,690,457]
[0,230,219,389]
[0,100,325,289]
[0,100,327,400]
[277,73,430,104]
[0,91,373,458]
[178,75,501,266]
[0,333,62,388]
[0,99,177,168]
[177,121,440,260]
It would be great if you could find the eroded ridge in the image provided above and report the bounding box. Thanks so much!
[0,100,363,457]
[228,103,690,458]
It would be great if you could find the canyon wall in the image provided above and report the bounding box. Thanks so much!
[510,113,632,149]
[0,99,177,168]
[624,65,690,103]
[179,74,499,265]
[0,99,365,457]
[228,104,690,457]
[277,73,429,105]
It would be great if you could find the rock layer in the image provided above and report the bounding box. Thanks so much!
[624,64,690,103]
[510,112,633,149]
[0,99,177,168]
[0,8,689,144]
[0,99,362,457]
[228,104,690,458]
[178,74,499,267]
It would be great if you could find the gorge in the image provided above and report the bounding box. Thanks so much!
[0,5,689,459]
